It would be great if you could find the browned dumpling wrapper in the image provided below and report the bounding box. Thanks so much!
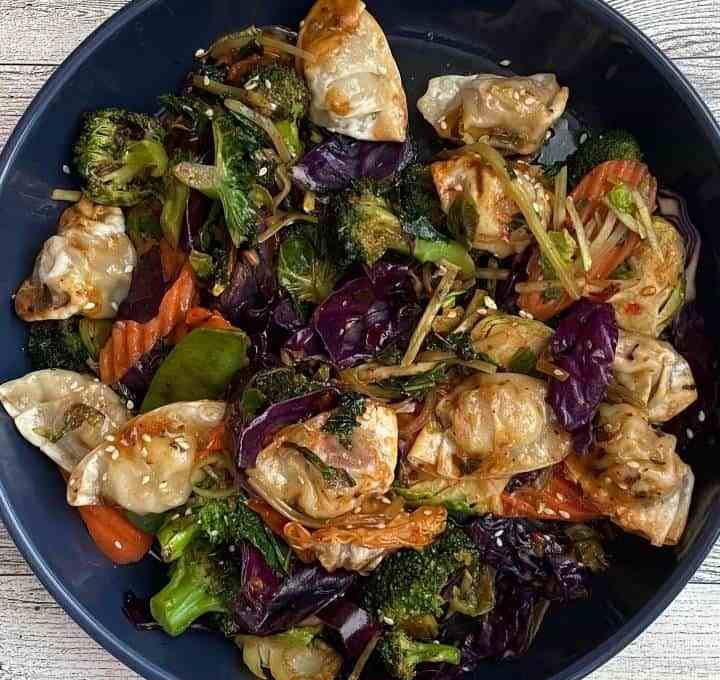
[409,374,572,479]
[565,404,694,546]
[15,197,135,321]
[298,0,408,142]
[418,73,568,155]
[431,156,548,257]
[67,401,225,515]
[247,400,398,520]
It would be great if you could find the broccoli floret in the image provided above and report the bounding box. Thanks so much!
[240,62,310,122]
[336,180,475,276]
[27,318,91,372]
[361,527,480,636]
[569,129,642,186]
[378,630,461,680]
[149,540,239,637]
[174,112,263,246]
[157,494,290,573]
[74,108,168,207]
[395,164,445,232]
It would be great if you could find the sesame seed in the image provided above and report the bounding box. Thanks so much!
[126,400,134,410]
[195,48,206,58]
[559,510,571,519]
[545,130,552,140]
[203,75,210,86]
[377,522,386,529]
[380,496,392,504]
[124,265,134,273]
[423,509,433,516]
[142,434,152,443]
[543,507,556,516]
[62,164,71,175]
[111,302,119,311]
[499,59,511,67]
[553,369,565,378]
[383,617,395,625]
[142,475,150,485]
[484,296,497,310]
[102,473,108,482]
[513,91,520,101]
[519,310,534,320]
[105,435,115,442]
[84,302,96,310]
[105,445,116,454]
[494,530,504,537]
[353,506,362,514]
[114,540,123,550]
[119,439,129,447]
[171,514,180,521]
[205,108,214,118]
[698,410,706,422]
[185,508,192,516]
[176,439,190,450]
[159,481,168,491]
[245,80,259,91]
[687,428,695,439]
[496,538,503,547]
[580,132,588,144]
[258,166,268,177]
[264,79,272,89]
[111,451,119,461]
[439,120,448,130]
[627,461,640,469]
[229,545,236,553]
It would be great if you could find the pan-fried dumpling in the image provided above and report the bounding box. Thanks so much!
[67,401,225,514]
[0,370,130,473]
[609,218,685,337]
[418,73,569,155]
[283,506,447,573]
[431,156,547,256]
[612,331,697,422]
[247,400,398,520]
[297,0,408,142]
[15,198,136,321]
[565,404,693,546]
[409,374,572,479]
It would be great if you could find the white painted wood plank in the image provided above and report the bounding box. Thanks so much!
[1,1,720,679]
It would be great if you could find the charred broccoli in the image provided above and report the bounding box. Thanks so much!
[569,129,642,186]
[378,630,461,680]
[240,62,310,122]
[174,112,264,246]
[395,163,446,233]
[361,527,481,638]
[157,493,290,573]
[336,180,475,276]
[74,108,168,206]
[149,539,240,637]
[27,318,92,372]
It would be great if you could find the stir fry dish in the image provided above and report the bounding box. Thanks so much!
[4,1,711,678]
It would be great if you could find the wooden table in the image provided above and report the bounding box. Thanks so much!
[1,0,719,677]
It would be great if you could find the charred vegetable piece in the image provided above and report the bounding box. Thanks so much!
[74,108,168,206]
[379,629,460,680]
[27,318,91,372]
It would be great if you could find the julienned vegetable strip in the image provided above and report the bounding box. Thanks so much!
[553,166,568,231]
[602,197,645,238]
[401,263,460,367]
[632,188,663,259]
[566,197,592,272]
[224,98,292,164]
[468,143,581,299]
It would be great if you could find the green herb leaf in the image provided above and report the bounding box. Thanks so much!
[321,393,366,449]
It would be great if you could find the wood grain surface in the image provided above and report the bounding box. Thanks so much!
[1,1,719,678]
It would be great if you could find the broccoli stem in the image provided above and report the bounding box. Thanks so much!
[379,630,461,680]
[157,515,202,562]
[275,119,303,159]
[412,238,476,277]
[161,175,191,248]
[406,639,460,667]
[102,139,169,184]
[149,556,227,637]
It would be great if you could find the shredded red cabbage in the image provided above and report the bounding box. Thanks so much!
[316,599,381,658]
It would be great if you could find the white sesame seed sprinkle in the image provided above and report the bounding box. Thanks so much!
[126,400,134,410]
[105,445,117,454]
[171,514,180,521]
[102,473,108,482]
[559,510,571,519]
[499,59,511,67]
[258,166,268,177]
[383,617,395,625]
[553,369,566,378]
[159,481,169,491]
[141,447,149,458]
[62,164,71,175]
[484,296,498,310]
[245,80,259,91]
[496,538,503,547]
[142,434,152,443]
[114,540,123,550]
[176,439,190,450]
[264,79,272,89]
[423,509,433,516]
[686,428,695,439]
[698,410,706,422]
[185,508,192,516]
[580,132,589,144]
[195,48,206,58]
[439,120,448,131]
[111,451,119,461]
[519,310,534,320]
[84,302,96,310]
[380,496,392,504]
[494,530,504,537]
[105,435,115,442]
[111,301,119,311]
[142,475,150,485]
[203,75,210,86]
[377,522,386,529]
[205,108,214,118]
[124,265,134,273]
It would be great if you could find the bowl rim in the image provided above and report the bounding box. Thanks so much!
[1,1,719,679]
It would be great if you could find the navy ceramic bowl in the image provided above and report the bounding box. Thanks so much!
[1,1,719,679]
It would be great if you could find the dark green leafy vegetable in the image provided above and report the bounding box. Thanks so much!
[27,319,90,372]
[569,129,642,186]
[161,150,195,247]
[378,629,461,680]
[321,392,367,448]
[74,108,168,206]
[141,327,250,412]
[507,348,538,374]
[125,199,163,248]
[376,363,449,399]
[78,319,113,360]
[395,163,446,236]
[174,112,265,246]
[287,443,357,489]
[278,225,339,307]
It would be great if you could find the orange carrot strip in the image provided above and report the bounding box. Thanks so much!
[77,505,154,565]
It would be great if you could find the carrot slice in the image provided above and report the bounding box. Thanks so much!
[502,466,601,523]
[99,264,198,384]
[519,160,656,321]
[169,307,234,344]
[77,505,154,565]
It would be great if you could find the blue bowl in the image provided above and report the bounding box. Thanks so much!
[1,1,719,679]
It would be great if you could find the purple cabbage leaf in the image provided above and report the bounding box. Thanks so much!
[290,134,412,193]
[546,300,618,452]
[118,246,168,323]
[316,599,381,658]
